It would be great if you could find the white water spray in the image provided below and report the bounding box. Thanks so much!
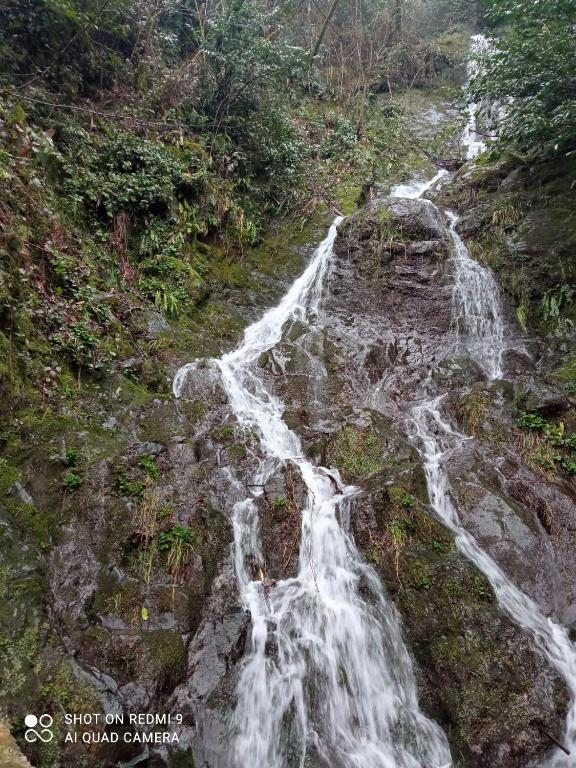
[174,221,451,768]
[387,73,505,380]
[390,169,449,200]
[461,34,489,160]
[447,211,504,379]
[403,53,576,760]
[383,37,576,764]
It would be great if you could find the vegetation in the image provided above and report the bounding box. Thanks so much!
[330,425,384,481]
[516,411,576,476]
[472,0,576,154]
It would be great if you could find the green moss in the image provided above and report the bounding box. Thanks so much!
[113,375,154,408]
[330,425,383,481]
[0,621,39,701]
[228,444,247,460]
[457,390,490,436]
[144,630,186,671]
[40,661,101,715]
[210,424,236,442]
[554,355,576,386]
[334,182,361,215]
[0,458,19,495]
[169,750,195,768]
[92,577,143,624]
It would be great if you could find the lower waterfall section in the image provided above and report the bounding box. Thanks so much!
[173,74,576,764]
[409,398,576,765]
[174,221,452,768]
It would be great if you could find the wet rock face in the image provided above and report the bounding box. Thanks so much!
[326,200,455,409]
[445,383,576,627]
[353,483,568,768]
[26,186,575,768]
[368,196,448,240]
[170,559,249,768]
[319,414,568,768]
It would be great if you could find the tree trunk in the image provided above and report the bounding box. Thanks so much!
[394,0,402,40]
[311,0,342,59]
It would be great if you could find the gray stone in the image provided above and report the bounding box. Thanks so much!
[8,482,34,506]
[134,441,165,456]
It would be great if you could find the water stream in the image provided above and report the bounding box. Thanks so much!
[410,396,576,767]
[174,222,452,768]
[447,211,504,379]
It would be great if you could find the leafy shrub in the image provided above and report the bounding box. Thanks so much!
[63,448,79,467]
[0,0,135,94]
[472,0,576,153]
[320,115,358,158]
[114,467,146,499]
[64,133,191,220]
[159,525,198,585]
[62,471,82,490]
[517,412,547,430]
[138,455,159,482]
[53,320,107,372]
[158,525,197,552]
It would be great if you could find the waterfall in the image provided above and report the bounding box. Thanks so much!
[171,33,575,768]
[390,169,449,200]
[410,397,576,765]
[461,34,489,160]
[174,222,452,768]
[447,211,504,379]
[388,41,576,763]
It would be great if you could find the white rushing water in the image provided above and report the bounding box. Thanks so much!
[387,42,576,763]
[461,34,489,160]
[390,168,449,200]
[171,34,575,768]
[388,65,505,380]
[174,221,452,768]
[447,211,504,379]
[403,58,576,762]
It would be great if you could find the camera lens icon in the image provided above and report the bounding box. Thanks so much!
[24,714,54,743]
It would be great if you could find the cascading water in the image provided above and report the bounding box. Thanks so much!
[410,397,576,766]
[171,34,576,768]
[460,34,489,160]
[390,168,449,200]
[447,211,504,379]
[174,221,452,768]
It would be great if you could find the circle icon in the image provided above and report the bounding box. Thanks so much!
[24,714,53,743]
[38,714,53,728]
